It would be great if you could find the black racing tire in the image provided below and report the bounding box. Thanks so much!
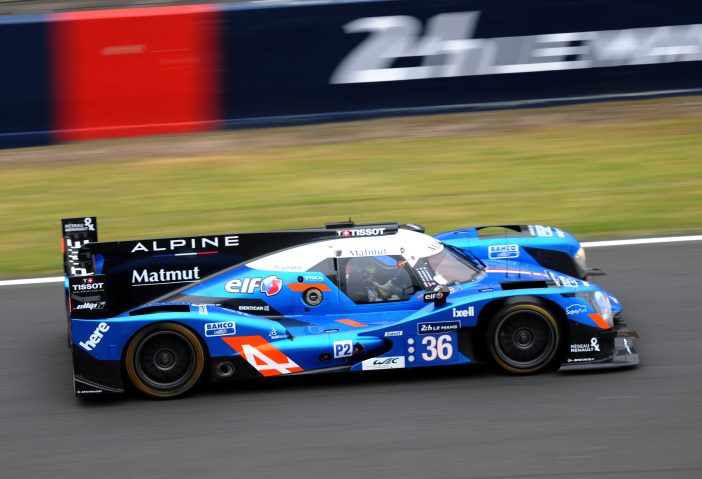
[487,303,560,374]
[124,323,206,399]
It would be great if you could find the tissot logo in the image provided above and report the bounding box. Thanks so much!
[131,267,200,286]
[337,227,386,237]
[71,281,104,292]
[130,236,239,253]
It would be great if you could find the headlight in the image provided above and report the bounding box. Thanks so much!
[574,246,587,276]
[592,290,613,327]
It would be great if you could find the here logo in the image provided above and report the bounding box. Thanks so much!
[79,322,110,351]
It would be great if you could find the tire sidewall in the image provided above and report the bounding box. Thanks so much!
[125,322,206,399]
[487,303,560,374]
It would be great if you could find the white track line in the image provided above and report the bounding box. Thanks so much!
[0,234,701,287]
[0,276,64,286]
[582,235,702,248]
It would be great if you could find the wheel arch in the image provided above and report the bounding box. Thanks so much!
[474,295,568,362]
[120,319,212,398]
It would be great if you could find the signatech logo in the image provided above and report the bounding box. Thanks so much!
[225,276,283,296]
[130,235,239,253]
[337,227,386,237]
[131,267,200,286]
[65,238,90,276]
[332,12,702,84]
[79,322,110,351]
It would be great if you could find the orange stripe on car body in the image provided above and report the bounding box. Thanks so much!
[286,283,331,292]
[336,319,367,327]
[589,313,611,330]
[222,336,303,376]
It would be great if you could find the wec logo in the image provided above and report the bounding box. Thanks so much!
[361,356,406,370]
[79,322,110,351]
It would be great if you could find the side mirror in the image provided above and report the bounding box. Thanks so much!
[423,285,450,307]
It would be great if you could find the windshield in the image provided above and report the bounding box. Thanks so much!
[425,246,482,286]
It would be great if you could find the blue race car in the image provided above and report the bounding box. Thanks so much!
[61,218,639,398]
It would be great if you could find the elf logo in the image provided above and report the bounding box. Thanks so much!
[78,322,110,351]
[225,276,283,296]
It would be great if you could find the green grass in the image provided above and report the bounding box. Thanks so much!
[1,102,701,278]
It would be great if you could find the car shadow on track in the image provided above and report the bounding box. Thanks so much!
[204,364,496,397]
[75,362,639,404]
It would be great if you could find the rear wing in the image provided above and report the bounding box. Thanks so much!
[62,217,401,317]
[61,217,98,277]
[62,217,109,320]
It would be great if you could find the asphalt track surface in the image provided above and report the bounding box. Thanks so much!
[1,242,701,479]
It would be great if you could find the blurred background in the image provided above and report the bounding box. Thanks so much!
[0,2,701,479]
[1,0,701,278]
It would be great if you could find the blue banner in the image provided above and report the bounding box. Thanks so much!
[0,15,51,148]
[222,0,702,126]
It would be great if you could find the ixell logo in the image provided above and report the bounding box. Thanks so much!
[331,12,702,84]
[79,322,110,351]
[225,276,283,297]
[452,307,474,318]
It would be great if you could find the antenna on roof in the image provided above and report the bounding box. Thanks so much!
[325,219,355,229]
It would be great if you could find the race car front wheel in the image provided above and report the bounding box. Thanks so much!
[125,323,206,399]
[487,303,560,374]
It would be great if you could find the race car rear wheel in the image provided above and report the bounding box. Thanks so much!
[125,323,205,399]
[487,303,560,374]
